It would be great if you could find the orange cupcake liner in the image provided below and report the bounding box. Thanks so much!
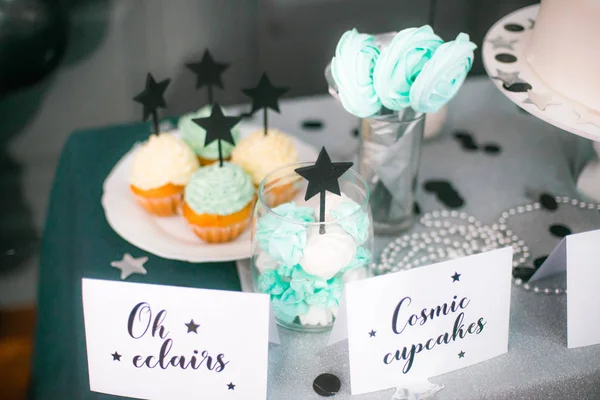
[260,180,299,208]
[133,192,182,217]
[182,198,256,243]
[188,218,251,243]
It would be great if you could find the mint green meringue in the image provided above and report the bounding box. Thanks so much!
[184,162,254,215]
[179,105,241,160]
[330,201,370,245]
[409,33,476,113]
[373,25,443,110]
[256,202,315,255]
[331,28,382,118]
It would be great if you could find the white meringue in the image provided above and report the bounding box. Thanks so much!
[299,224,356,279]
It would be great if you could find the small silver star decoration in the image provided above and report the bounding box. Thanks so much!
[493,69,524,87]
[111,253,148,280]
[523,90,560,111]
[574,108,600,129]
[488,36,517,51]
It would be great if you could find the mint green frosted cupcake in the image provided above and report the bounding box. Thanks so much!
[178,105,241,165]
[182,162,255,243]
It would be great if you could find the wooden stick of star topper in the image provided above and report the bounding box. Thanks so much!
[192,103,241,167]
[242,72,289,136]
[132,73,171,134]
[295,147,353,234]
[185,49,229,106]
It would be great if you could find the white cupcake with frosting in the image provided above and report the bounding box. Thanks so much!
[130,133,199,216]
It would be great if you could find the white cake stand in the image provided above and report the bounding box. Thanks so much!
[482,4,600,201]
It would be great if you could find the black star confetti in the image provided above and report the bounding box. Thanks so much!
[549,224,571,238]
[313,373,341,397]
[423,180,465,209]
[512,267,535,281]
[186,49,229,104]
[111,351,122,361]
[185,319,200,334]
[242,72,289,136]
[539,193,558,211]
[451,272,461,282]
[132,73,171,134]
[227,382,236,390]
[193,103,242,167]
[368,330,377,338]
[295,147,353,234]
[458,351,465,359]
[534,255,548,269]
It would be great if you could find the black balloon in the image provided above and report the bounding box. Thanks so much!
[0,0,68,95]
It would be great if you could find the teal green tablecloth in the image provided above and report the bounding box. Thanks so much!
[32,122,242,399]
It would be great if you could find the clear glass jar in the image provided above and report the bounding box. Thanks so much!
[251,163,373,332]
[359,110,425,234]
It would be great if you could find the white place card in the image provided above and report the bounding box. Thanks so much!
[530,229,600,349]
[81,278,272,400]
[330,247,513,395]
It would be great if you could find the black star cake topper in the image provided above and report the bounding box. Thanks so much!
[186,49,229,105]
[133,73,171,134]
[111,351,121,361]
[295,147,353,234]
[193,103,242,167]
[185,319,200,334]
[242,72,289,136]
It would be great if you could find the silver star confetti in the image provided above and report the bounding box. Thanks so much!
[111,253,148,280]
[574,108,600,129]
[523,90,560,111]
[493,69,524,86]
[488,36,517,50]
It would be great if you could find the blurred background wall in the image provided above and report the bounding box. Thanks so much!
[0,0,537,306]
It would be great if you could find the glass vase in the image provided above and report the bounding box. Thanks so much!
[358,108,425,234]
[251,163,373,332]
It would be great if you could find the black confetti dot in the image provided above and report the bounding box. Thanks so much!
[539,193,558,211]
[302,120,324,130]
[483,144,501,154]
[453,131,479,151]
[534,255,548,269]
[549,224,572,238]
[352,128,359,138]
[313,373,341,397]
[504,23,525,32]
[512,267,535,281]
[503,82,532,93]
[495,53,517,63]
[413,202,421,215]
[423,180,465,209]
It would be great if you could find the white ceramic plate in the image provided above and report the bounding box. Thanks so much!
[482,4,600,142]
[101,124,319,262]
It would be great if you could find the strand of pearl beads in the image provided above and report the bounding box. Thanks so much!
[491,195,600,295]
[375,210,529,279]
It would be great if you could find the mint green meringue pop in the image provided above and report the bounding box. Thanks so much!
[410,33,477,113]
[179,105,241,161]
[331,29,381,118]
[373,25,443,110]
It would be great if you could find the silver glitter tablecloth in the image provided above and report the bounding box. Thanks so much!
[240,77,600,399]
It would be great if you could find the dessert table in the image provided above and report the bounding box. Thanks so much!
[33,77,600,399]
